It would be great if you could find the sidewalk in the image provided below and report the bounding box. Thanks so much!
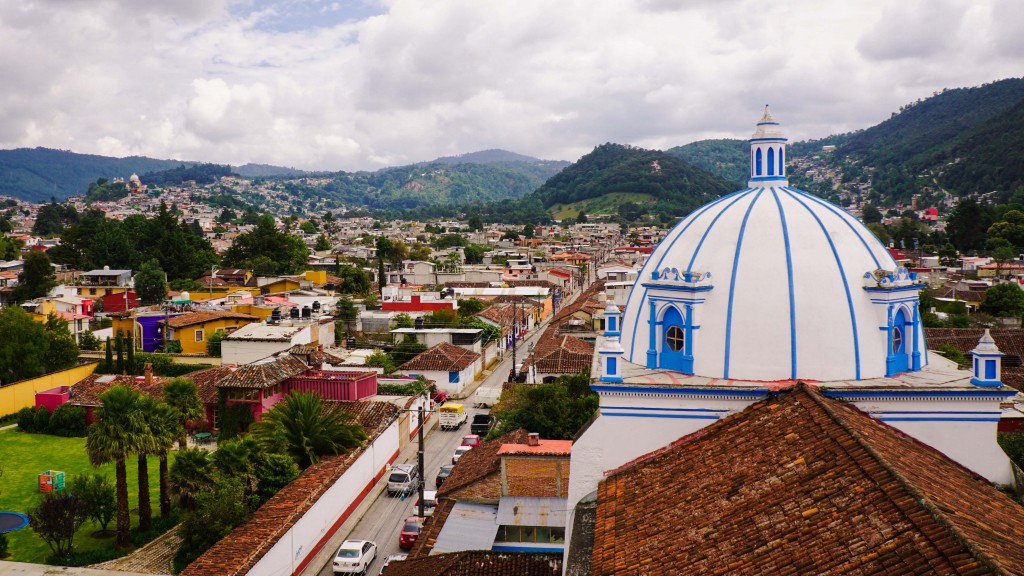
[0,561,153,576]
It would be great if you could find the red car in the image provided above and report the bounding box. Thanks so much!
[398,516,424,550]
[461,434,481,447]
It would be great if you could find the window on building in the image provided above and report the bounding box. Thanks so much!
[665,326,685,352]
[195,329,205,342]
[449,371,460,383]
[495,525,565,544]
[892,326,903,354]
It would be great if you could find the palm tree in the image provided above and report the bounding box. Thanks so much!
[134,396,163,532]
[169,448,214,511]
[145,399,182,518]
[251,391,368,469]
[85,386,147,549]
[163,378,204,449]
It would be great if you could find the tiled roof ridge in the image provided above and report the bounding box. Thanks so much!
[803,385,1014,576]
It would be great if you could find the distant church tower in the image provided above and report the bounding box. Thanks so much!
[748,105,788,187]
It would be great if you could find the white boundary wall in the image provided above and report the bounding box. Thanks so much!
[249,418,401,576]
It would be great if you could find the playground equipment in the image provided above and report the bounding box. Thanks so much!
[38,470,65,493]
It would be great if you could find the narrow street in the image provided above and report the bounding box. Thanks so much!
[311,290,575,575]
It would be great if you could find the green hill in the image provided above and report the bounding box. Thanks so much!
[664,139,749,186]
[937,96,1024,196]
[528,143,736,222]
[0,148,187,202]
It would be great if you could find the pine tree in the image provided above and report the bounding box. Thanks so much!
[104,337,113,373]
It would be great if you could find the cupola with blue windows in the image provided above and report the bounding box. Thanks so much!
[970,329,1004,387]
[618,107,928,382]
[599,300,625,383]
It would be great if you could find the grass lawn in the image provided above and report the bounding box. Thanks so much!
[0,427,168,564]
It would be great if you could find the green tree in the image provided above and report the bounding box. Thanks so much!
[938,243,960,267]
[13,251,56,302]
[74,473,116,532]
[0,306,48,384]
[299,221,317,235]
[576,210,588,224]
[860,204,883,224]
[28,491,89,558]
[980,283,1024,318]
[85,386,148,548]
[222,215,309,275]
[490,372,598,440]
[142,397,182,519]
[390,337,427,366]
[134,259,168,305]
[391,313,415,329]
[175,478,250,570]
[206,329,226,357]
[164,378,205,448]
[217,208,237,223]
[464,244,487,264]
[338,265,371,295]
[947,198,992,252]
[251,391,368,469]
[43,313,80,374]
[169,448,215,511]
[314,234,331,251]
[0,233,21,260]
[522,223,536,238]
[467,214,483,231]
[365,350,395,374]
[457,298,488,317]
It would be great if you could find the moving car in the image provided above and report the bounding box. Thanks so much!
[452,445,473,464]
[379,553,408,575]
[333,540,377,574]
[413,490,437,517]
[461,434,481,447]
[436,464,454,487]
[387,464,419,497]
[398,516,424,550]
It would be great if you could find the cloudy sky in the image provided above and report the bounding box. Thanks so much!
[0,0,1020,171]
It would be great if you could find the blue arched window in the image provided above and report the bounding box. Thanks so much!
[767,148,775,176]
[755,148,763,176]
[777,146,784,174]
[659,305,689,373]
[890,307,910,373]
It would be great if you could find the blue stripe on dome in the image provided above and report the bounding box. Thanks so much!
[624,188,753,361]
[770,188,797,379]
[685,189,757,274]
[784,188,861,380]
[723,188,765,379]
[785,187,889,270]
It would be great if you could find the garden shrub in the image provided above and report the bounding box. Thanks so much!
[32,406,50,432]
[47,404,87,437]
[998,431,1024,469]
[17,406,36,432]
[0,532,8,557]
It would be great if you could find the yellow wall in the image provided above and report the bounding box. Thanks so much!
[231,304,275,321]
[77,286,130,300]
[0,363,98,417]
[305,270,327,285]
[262,279,300,295]
[175,317,257,354]
[191,286,261,301]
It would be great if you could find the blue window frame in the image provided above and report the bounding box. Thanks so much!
[449,371,460,383]
[755,148,763,176]
[986,360,996,380]
[607,357,617,375]
[767,147,775,176]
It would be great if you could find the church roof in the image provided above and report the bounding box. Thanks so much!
[591,384,1024,575]
[619,111,909,382]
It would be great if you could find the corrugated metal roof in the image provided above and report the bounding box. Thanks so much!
[430,502,498,554]
[496,497,566,528]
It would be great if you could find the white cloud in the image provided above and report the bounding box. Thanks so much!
[0,0,1019,171]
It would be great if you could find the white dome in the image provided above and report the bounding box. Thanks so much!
[620,110,925,382]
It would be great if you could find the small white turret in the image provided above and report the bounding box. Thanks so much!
[970,329,1004,387]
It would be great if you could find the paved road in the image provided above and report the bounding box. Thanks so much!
[313,311,558,575]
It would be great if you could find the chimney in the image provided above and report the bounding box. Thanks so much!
[144,363,153,387]
[527,432,540,446]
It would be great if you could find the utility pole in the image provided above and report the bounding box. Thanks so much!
[417,403,425,518]
[163,301,169,353]
[511,298,518,380]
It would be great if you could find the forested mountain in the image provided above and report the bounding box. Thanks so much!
[527,143,736,222]
[234,163,308,177]
[938,96,1024,196]
[0,148,186,202]
[426,149,564,166]
[664,139,749,186]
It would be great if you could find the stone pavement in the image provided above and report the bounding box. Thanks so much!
[88,526,181,575]
[0,561,153,576]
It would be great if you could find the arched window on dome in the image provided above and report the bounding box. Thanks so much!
[767,148,775,176]
[778,146,785,175]
[889,306,910,374]
[755,148,763,176]
[658,304,693,374]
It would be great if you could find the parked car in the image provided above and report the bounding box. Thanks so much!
[387,464,420,497]
[398,516,424,550]
[432,390,449,405]
[471,414,495,435]
[333,540,377,574]
[436,464,454,487]
[461,434,481,447]
[379,553,408,575]
[452,445,473,464]
[413,490,437,517]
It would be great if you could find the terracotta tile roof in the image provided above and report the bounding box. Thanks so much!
[68,373,169,406]
[399,342,481,372]
[437,429,529,500]
[933,285,987,303]
[163,310,258,328]
[182,366,235,405]
[498,439,572,456]
[591,384,1024,575]
[505,279,559,289]
[925,328,1024,391]
[381,551,561,576]
[476,303,529,327]
[407,497,456,558]
[181,400,399,576]
[525,330,593,375]
[216,355,310,389]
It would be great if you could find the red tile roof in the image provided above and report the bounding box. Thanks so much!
[68,373,169,407]
[163,310,257,328]
[592,384,1024,575]
[381,551,561,576]
[216,355,309,389]
[181,400,399,576]
[399,342,481,372]
[437,429,529,500]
